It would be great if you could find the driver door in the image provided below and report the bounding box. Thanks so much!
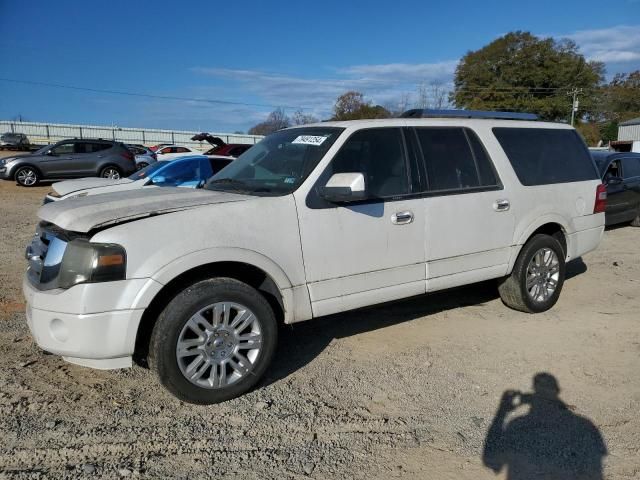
[39,141,75,176]
[295,127,426,318]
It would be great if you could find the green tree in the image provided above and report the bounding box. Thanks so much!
[331,91,390,120]
[601,70,640,123]
[452,32,604,121]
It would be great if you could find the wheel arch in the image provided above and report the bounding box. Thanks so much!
[508,219,569,272]
[133,257,291,366]
[12,163,42,180]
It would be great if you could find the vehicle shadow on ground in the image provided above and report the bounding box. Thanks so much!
[265,258,587,387]
[482,372,607,480]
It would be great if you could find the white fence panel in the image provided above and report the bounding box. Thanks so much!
[0,121,263,149]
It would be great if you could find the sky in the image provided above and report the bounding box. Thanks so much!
[0,0,639,133]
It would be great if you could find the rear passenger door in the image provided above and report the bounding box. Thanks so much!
[412,127,515,291]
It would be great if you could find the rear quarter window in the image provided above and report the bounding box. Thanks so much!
[493,128,599,186]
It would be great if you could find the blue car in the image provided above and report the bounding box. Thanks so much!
[45,155,234,202]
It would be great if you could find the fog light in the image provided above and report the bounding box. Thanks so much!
[50,318,69,343]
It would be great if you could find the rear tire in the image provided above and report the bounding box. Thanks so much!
[149,278,278,404]
[14,166,39,187]
[100,166,122,179]
[631,212,640,227]
[498,234,566,313]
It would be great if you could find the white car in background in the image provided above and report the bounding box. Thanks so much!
[155,145,202,160]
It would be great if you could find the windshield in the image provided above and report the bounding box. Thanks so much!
[129,161,166,180]
[205,127,344,195]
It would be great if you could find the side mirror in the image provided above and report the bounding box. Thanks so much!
[319,173,366,203]
[607,176,623,186]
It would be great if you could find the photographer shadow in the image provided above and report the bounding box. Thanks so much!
[483,373,607,480]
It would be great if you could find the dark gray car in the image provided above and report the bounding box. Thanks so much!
[0,139,137,186]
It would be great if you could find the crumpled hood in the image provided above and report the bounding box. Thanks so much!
[52,177,134,196]
[38,187,251,233]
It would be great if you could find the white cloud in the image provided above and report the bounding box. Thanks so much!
[562,25,640,64]
[191,61,457,118]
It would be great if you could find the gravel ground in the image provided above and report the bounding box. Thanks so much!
[0,173,639,479]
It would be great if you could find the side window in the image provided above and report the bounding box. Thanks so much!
[328,128,410,198]
[622,158,640,179]
[51,142,74,155]
[176,147,189,153]
[160,147,173,154]
[605,160,622,180]
[415,127,497,191]
[493,128,599,186]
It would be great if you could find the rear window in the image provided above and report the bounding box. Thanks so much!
[493,128,598,186]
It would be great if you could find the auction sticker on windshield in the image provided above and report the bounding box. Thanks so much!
[291,135,328,146]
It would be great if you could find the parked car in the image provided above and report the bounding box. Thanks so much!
[43,155,233,203]
[155,145,202,160]
[1,139,136,186]
[125,144,157,170]
[24,111,605,404]
[590,151,640,226]
[0,132,30,150]
[149,143,173,152]
[191,133,254,157]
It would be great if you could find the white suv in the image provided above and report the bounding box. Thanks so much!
[23,112,606,404]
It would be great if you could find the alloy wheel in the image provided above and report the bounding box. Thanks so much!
[176,302,263,389]
[526,247,560,302]
[17,168,37,186]
[102,168,120,179]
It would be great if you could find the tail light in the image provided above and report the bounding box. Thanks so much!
[594,183,607,214]
[120,151,134,162]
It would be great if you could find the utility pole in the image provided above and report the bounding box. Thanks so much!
[568,88,582,126]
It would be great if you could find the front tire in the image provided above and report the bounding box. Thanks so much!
[15,166,39,187]
[631,211,640,227]
[149,278,277,404]
[100,166,122,179]
[498,234,566,313]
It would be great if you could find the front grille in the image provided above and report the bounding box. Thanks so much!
[25,228,68,290]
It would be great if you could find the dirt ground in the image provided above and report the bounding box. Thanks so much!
[0,169,639,479]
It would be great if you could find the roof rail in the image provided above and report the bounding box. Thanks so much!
[400,109,538,121]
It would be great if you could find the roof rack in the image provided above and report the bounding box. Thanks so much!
[400,109,538,121]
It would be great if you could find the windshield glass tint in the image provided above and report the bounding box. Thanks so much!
[205,127,344,195]
[129,161,166,180]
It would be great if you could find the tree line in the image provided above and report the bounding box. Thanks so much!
[247,31,640,145]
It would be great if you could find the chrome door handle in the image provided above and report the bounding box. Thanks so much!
[391,211,414,225]
[494,199,510,212]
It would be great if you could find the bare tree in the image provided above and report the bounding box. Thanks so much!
[248,108,291,135]
[415,82,451,110]
[291,109,319,125]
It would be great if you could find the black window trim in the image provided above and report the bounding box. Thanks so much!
[305,126,418,209]
[411,126,503,196]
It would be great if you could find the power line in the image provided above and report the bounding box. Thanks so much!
[0,77,308,111]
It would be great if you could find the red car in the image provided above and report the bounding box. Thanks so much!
[191,133,254,157]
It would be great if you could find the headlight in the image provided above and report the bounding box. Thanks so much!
[58,240,126,289]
